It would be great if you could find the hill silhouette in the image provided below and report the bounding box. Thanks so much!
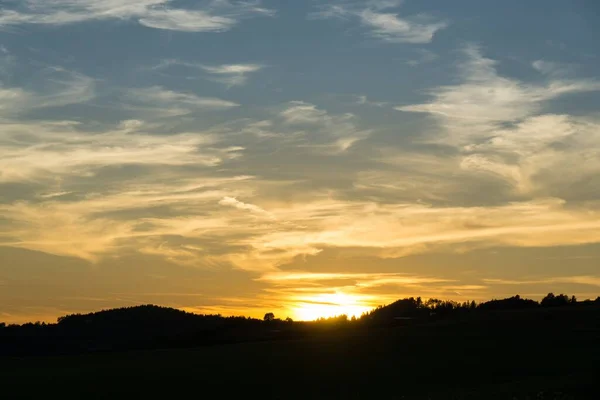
[0,304,299,356]
[2,293,600,399]
[2,292,599,358]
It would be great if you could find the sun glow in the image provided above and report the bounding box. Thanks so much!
[292,292,373,321]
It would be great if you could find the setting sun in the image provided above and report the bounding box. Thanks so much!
[292,292,373,321]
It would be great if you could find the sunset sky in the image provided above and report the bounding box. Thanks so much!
[1,0,600,323]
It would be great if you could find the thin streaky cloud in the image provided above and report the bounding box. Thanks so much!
[0,67,95,114]
[147,60,264,87]
[200,63,265,87]
[219,196,275,219]
[311,0,447,44]
[484,276,600,288]
[258,271,453,285]
[0,0,273,33]
[125,86,239,116]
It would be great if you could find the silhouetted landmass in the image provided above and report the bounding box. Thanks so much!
[2,293,600,399]
[0,305,303,356]
[1,293,599,357]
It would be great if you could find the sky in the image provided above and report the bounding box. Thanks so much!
[1,0,600,323]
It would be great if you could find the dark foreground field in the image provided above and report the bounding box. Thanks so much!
[2,306,599,399]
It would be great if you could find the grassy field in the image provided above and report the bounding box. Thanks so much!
[2,306,599,399]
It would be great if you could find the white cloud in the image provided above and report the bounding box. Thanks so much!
[30,67,96,108]
[219,196,274,218]
[279,101,371,151]
[126,86,239,116]
[0,67,95,114]
[355,95,388,107]
[0,0,273,32]
[200,63,264,87]
[532,60,574,78]
[398,46,600,125]
[148,60,264,86]
[138,9,235,32]
[0,119,240,183]
[0,86,28,112]
[359,9,447,43]
[396,46,600,198]
[2,114,600,273]
[280,101,329,125]
[5,180,600,268]
[312,0,447,44]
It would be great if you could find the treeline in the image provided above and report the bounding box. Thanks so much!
[302,293,599,327]
[1,293,599,356]
[358,293,597,325]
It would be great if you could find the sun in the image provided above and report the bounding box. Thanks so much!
[292,292,372,321]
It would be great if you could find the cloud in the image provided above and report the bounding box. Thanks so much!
[219,196,274,218]
[484,276,600,288]
[0,0,273,32]
[138,9,237,32]
[280,101,329,125]
[258,271,452,285]
[0,45,15,79]
[312,0,447,44]
[355,95,388,107]
[0,108,254,262]
[125,86,239,116]
[257,270,485,319]
[398,46,600,125]
[279,101,371,151]
[3,118,600,274]
[406,49,438,66]
[200,64,264,87]
[0,66,95,114]
[532,60,575,78]
[147,60,264,86]
[29,67,96,108]
[359,9,447,43]
[396,45,600,198]
[0,119,238,183]
[1,47,600,280]
[0,86,28,112]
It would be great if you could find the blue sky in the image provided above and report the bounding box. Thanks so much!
[1,0,600,322]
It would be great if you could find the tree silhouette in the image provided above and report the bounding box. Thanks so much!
[541,293,572,307]
[263,312,275,322]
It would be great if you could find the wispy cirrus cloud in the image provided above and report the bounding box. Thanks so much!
[258,271,452,285]
[200,64,265,87]
[125,86,239,116]
[219,196,275,219]
[279,101,371,151]
[0,119,239,183]
[0,67,95,115]
[0,0,273,32]
[148,60,264,86]
[406,49,438,66]
[396,45,600,197]
[311,0,447,44]
[484,276,600,288]
[398,45,600,124]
